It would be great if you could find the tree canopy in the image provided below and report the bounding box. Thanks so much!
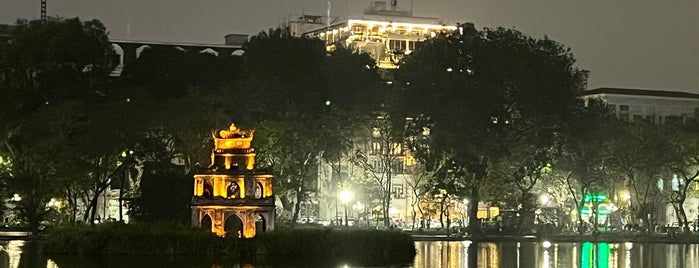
[395,23,587,232]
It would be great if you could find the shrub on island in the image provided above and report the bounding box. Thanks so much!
[43,222,235,256]
[44,223,416,266]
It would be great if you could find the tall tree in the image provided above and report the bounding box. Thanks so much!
[395,23,586,232]
[606,121,673,230]
[556,99,615,234]
[661,110,699,231]
[242,27,382,223]
[352,112,407,227]
[0,17,116,228]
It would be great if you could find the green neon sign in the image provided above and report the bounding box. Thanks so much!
[583,193,607,203]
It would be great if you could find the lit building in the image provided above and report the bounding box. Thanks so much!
[191,123,275,238]
[290,1,457,69]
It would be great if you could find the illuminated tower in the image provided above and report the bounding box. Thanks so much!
[191,123,275,238]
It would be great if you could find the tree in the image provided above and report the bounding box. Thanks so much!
[662,111,699,230]
[253,121,317,222]
[556,99,615,234]
[352,112,409,227]
[318,46,383,223]
[607,121,673,230]
[395,23,586,232]
[0,17,116,228]
[403,153,448,229]
[120,45,241,99]
[128,162,192,223]
[0,17,114,114]
[242,27,383,224]
[495,116,562,233]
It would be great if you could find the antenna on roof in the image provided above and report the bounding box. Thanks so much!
[326,1,331,29]
[41,0,47,23]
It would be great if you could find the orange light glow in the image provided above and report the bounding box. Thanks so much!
[192,123,275,238]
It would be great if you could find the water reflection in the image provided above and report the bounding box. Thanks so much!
[413,240,699,268]
[1,240,699,267]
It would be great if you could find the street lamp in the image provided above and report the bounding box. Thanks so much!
[463,198,469,228]
[339,189,353,226]
[539,193,550,206]
[622,191,631,201]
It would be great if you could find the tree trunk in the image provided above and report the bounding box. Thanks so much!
[88,194,100,224]
[467,185,480,233]
[292,181,304,224]
[383,173,392,228]
[383,192,391,227]
[87,182,109,224]
[439,195,448,229]
[411,210,417,230]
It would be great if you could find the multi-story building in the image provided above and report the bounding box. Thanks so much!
[581,87,699,124]
[582,87,699,227]
[290,1,457,69]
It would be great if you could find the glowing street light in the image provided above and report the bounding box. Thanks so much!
[539,193,550,206]
[48,198,59,208]
[339,189,353,226]
[622,191,631,201]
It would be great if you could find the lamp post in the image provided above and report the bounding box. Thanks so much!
[339,189,353,227]
[463,198,469,228]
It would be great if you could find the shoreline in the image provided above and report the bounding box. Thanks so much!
[408,232,699,244]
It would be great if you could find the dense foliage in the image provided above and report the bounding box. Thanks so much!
[44,223,230,255]
[44,223,415,266]
[395,23,587,232]
[1,16,698,237]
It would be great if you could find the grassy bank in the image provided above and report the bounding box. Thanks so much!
[43,223,416,266]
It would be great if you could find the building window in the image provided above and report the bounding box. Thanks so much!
[389,40,406,51]
[633,115,643,122]
[371,159,382,170]
[370,141,382,155]
[665,116,681,124]
[391,142,403,155]
[227,182,240,198]
[645,115,656,124]
[393,184,404,199]
[352,25,366,33]
[619,105,630,121]
[392,160,404,174]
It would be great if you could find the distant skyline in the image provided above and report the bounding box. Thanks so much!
[1,0,697,93]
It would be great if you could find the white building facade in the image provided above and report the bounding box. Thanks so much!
[582,87,699,227]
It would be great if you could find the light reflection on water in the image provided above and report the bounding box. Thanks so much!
[2,240,699,268]
[412,240,699,268]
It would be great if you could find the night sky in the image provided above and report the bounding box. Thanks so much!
[1,0,697,92]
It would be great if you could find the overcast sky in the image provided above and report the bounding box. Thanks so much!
[2,0,697,92]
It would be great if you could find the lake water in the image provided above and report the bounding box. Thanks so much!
[1,239,698,267]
